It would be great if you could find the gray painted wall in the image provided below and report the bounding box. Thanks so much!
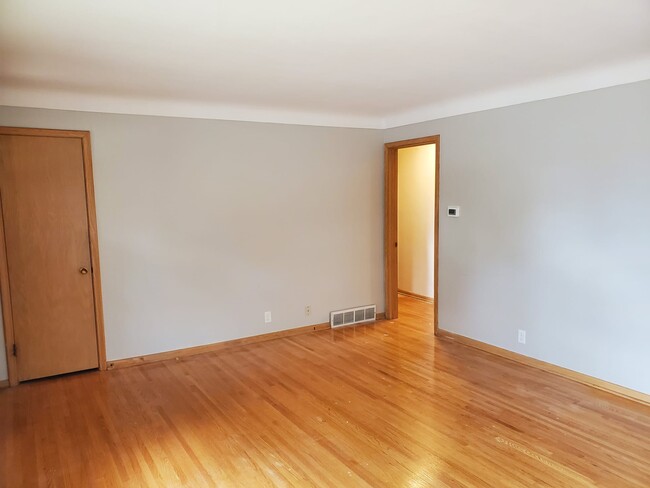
[0,108,385,378]
[385,80,650,394]
[2,80,649,395]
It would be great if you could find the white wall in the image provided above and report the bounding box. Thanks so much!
[0,107,384,378]
[385,80,650,395]
[398,144,436,298]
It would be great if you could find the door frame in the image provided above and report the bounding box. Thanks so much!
[0,127,107,386]
[384,135,440,333]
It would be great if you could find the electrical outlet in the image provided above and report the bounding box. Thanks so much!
[518,329,526,344]
[305,305,311,316]
[264,311,272,323]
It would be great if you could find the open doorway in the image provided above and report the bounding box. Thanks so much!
[384,135,440,332]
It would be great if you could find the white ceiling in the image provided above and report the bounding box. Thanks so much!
[1,0,649,128]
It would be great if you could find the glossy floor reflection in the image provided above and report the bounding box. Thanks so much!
[1,294,648,486]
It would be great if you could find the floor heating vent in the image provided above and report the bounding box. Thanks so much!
[330,305,376,328]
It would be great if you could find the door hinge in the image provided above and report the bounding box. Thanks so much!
[12,343,17,356]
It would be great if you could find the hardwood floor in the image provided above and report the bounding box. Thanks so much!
[1,295,649,487]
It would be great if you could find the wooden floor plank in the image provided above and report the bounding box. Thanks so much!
[1,295,649,486]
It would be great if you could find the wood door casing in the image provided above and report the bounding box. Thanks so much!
[384,135,440,327]
[0,134,99,381]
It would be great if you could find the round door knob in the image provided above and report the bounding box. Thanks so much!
[79,267,89,275]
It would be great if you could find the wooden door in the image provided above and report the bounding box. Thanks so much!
[0,132,100,381]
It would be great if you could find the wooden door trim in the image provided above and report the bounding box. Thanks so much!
[384,135,440,334]
[0,199,17,385]
[0,127,107,385]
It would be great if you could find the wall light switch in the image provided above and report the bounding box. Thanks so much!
[447,206,460,217]
[264,311,272,323]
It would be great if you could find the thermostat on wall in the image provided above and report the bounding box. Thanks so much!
[447,206,460,217]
